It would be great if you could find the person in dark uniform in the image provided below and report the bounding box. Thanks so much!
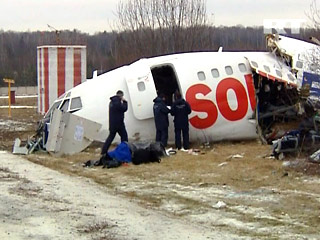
[101,90,128,155]
[153,93,170,147]
[171,91,192,150]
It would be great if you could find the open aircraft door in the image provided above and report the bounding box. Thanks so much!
[245,54,298,86]
[125,59,157,120]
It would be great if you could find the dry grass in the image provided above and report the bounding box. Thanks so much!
[25,140,278,189]
[2,96,320,237]
[25,141,304,194]
[0,107,41,151]
[23,142,320,236]
[77,221,116,234]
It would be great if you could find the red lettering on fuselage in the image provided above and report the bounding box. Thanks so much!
[185,84,218,129]
[245,74,256,111]
[216,78,248,121]
[186,74,256,129]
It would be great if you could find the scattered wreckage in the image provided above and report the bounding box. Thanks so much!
[12,34,320,164]
[13,108,171,166]
[83,141,167,169]
[13,109,101,155]
[263,34,320,160]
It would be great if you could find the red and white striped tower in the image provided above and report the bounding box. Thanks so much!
[37,45,86,114]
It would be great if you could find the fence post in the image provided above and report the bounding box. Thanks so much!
[3,78,15,117]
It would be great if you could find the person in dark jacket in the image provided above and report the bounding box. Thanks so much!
[153,93,170,147]
[171,92,192,150]
[101,90,128,155]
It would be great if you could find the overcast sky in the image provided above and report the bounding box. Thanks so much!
[0,0,314,34]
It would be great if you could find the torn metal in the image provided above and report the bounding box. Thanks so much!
[247,35,320,146]
[45,109,102,155]
[13,109,102,156]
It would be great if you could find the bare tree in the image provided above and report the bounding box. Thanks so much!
[301,0,320,74]
[0,26,281,87]
[114,0,214,65]
[308,0,320,30]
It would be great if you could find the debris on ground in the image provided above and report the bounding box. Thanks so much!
[212,201,227,209]
[218,162,228,167]
[83,141,167,168]
[309,148,320,163]
[227,153,244,160]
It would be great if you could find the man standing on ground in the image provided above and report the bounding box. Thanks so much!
[153,93,170,147]
[171,91,191,150]
[101,90,128,155]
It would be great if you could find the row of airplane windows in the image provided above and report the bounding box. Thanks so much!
[251,60,296,82]
[197,63,248,81]
[136,61,297,93]
[47,96,83,117]
[135,63,249,92]
[195,61,296,83]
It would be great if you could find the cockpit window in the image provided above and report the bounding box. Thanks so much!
[60,99,70,112]
[70,97,82,112]
[44,100,61,118]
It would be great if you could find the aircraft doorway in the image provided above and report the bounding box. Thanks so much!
[151,65,180,106]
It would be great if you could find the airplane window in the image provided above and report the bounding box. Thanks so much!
[238,63,247,72]
[70,97,82,111]
[251,61,258,68]
[44,100,61,118]
[51,101,62,111]
[60,99,70,112]
[197,71,206,81]
[263,65,271,73]
[211,68,219,78]
[287,73,295,82]
[275,69,282,78]
[225,66,233,75]
[296,61,303,69]
[137,81,146,91]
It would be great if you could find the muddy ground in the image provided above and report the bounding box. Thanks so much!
[1,96,320,239]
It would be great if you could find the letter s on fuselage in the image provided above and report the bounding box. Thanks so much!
[186,74,256,129]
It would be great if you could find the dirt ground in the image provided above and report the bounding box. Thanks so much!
[1,96,320,239]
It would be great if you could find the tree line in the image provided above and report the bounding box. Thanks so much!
[0,26,319,87]
[1,0,320,87]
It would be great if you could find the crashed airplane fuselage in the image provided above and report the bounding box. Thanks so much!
[44,35,316,150]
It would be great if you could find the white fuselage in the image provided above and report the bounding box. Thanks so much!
[48,51,295,144]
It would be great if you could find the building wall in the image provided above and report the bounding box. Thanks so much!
[0,86,37,96]
[37,45,87,114]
